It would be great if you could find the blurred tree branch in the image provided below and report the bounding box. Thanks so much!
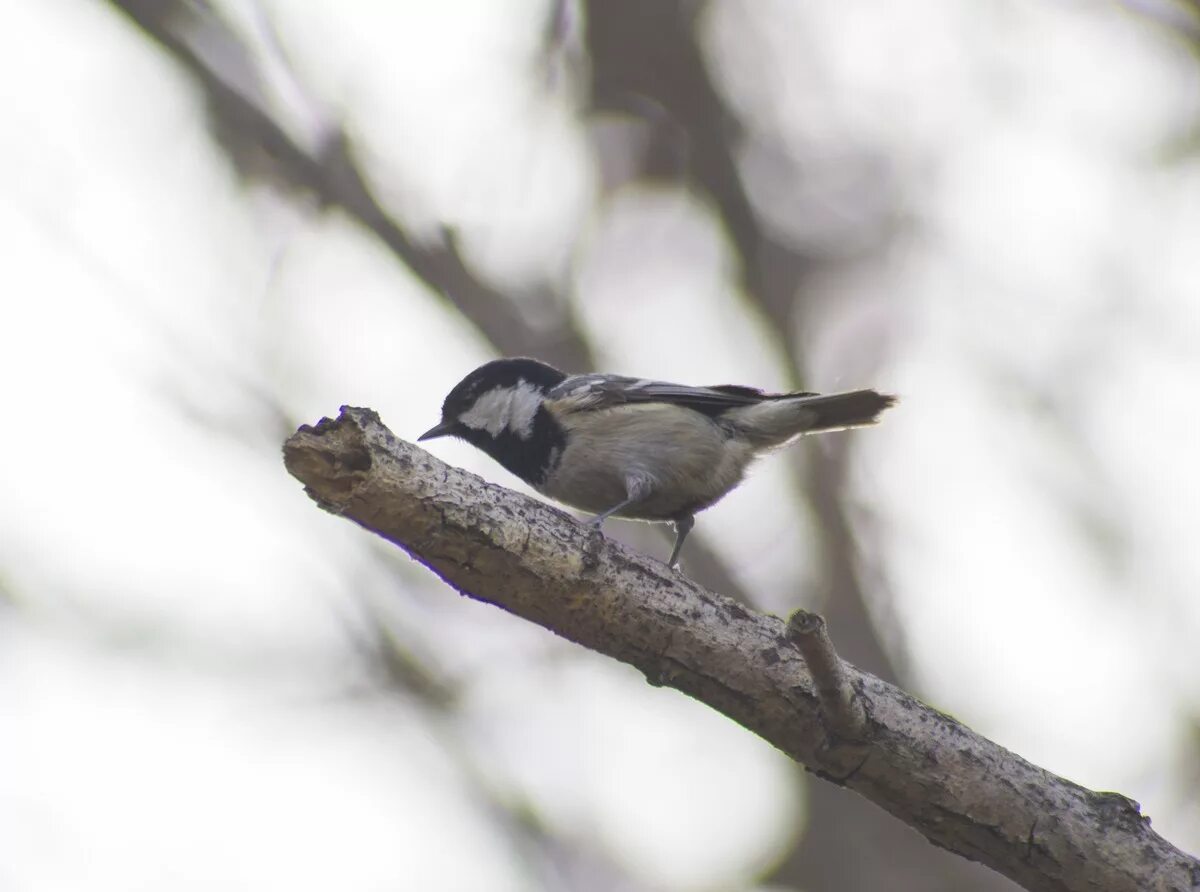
[105,0,585,368]
[103,0,758,607]
[1118,0,1200,42]
[580,2,960,885]
[283,406,1200,892]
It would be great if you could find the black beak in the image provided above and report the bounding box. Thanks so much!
[418,421,455,442]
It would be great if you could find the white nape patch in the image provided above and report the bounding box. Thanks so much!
[458,380,543,439]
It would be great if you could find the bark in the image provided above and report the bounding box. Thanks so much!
[283,407,1200,892]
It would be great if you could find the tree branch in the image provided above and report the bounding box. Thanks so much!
[283,407,1199,892]
[786,609,867,741]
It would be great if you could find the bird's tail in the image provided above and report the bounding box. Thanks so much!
[727,389,897,448]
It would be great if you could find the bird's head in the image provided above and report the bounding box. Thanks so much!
[419,357,567,446]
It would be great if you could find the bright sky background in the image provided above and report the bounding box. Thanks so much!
[1,1,1198,890]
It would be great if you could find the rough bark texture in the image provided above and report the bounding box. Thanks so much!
[284,407,1200,892]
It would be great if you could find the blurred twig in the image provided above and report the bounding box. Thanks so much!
[104,0,581,367]
[338,581,651,891]
[1118,0,1200,42]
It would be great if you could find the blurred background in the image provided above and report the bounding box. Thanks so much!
[2,1,1199,890]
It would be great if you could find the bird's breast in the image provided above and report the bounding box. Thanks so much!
[539,404,755,519]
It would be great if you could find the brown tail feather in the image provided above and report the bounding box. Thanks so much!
[796,389,897,433]
[725,389,897,447]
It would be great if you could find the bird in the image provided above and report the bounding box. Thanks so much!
[419,357,896,568]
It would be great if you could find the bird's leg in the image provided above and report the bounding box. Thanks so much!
[587,498,635,528]
[667,514,695,568]
[588,475,652,529]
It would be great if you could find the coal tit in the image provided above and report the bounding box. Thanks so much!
[420,357,896,568]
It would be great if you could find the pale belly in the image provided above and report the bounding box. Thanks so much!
[538,404,755,520]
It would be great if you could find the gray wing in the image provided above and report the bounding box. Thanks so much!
[547,373,813,418]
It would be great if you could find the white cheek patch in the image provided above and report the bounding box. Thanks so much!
[458,381,542,439]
